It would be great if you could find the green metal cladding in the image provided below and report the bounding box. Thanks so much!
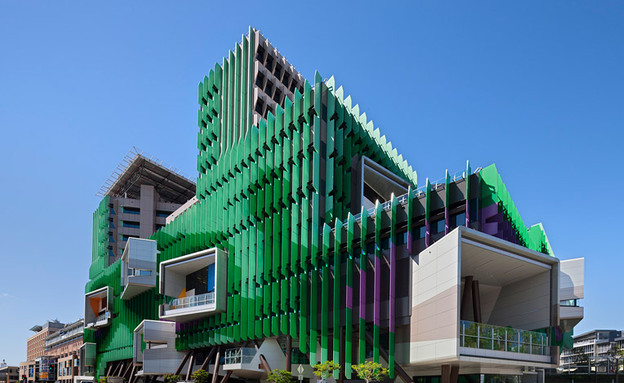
[85,27,555,380]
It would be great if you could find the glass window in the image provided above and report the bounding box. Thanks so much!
[122,206,140,215]
[434,219,445,234]
[418,226,426,239]
[398,232,408,246]
[122,221,140,229]
[454,212,466,228]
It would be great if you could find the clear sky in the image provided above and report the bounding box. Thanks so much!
[1,1,623,366]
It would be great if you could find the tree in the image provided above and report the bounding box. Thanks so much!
[352,361,389,383]
[191,369,210,383]
[163,374,180,383]
[313,361,341,381]
[267,369,293,383]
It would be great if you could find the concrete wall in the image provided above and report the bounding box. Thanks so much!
[560,258,584,301]
[408,230,460,364]
[488,271,551,330]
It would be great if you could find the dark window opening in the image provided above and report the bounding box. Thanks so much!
[265,81,274,97]
[274,64,282,80]
[283,73,291,88]
[122,221,140,229]
[122,206,140,215]
[265,54,274,71]
[273,89,282,104]
[255,99,265,115]
[255,46,266,62]
[156,210,170,218]
[255,72,265,88]
[381,237,390,250]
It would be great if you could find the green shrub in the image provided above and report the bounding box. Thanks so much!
[352,361,388,383]
[267,369,292,383]
[163,374,180,383]
[191,369,210,383]
[313,361,341,380]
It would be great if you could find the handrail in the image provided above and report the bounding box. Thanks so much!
[331,166,476,234]
[224,347,256,365]
[460,320,550,356]
[163,292,215,311]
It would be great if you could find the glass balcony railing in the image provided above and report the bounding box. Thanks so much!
[163,292,215,311]
[460,320,550,356]
[224,347,256,365]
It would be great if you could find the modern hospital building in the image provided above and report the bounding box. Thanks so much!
[82,28,584,383]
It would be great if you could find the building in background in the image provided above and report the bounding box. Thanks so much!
[18,362,34,383]
[26,321,64,362]
[561,329,624,371]
[0,361,19,383]
[83,27,584,383]
[44,319,84,383]
[20,321,65,383]
[91,147,196,272]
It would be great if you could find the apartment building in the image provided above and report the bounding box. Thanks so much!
[84,28,584,383]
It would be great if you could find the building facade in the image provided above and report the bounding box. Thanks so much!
[84,28,584,383]
[44,319,84,383]
[26,322,64,362]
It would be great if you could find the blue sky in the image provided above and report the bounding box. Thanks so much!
[1,1,623,365]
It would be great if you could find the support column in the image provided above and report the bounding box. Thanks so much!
[472,280,482,323]
[199,347,217,371]
[174,351,192,375]
[441,365,451,383]
[460,276,473,321]
[450,366,459,383]
[285,335,292,372]
[211,348,221,383]
[186,352,195,380]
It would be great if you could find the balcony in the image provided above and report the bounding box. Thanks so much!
[222,339,286,377]
[133,320,184,375]
[223,348,257,370]
[159,248,227,321]
[120,238,158,300]
[459,321,551,363]
[161,292,215,313]
[84,287,111,329]
[409,227,558,372]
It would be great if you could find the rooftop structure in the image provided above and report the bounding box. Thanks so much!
[97,147,195,203]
